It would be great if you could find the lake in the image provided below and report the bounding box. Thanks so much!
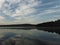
[0,29,60,45]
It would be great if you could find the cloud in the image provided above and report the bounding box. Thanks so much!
[38,9,60,16]
[12,7,35,17]
[11,16,39,24]
[0,0,42,17]
[0,16,6,25]
[0,16,4,19]
[37,3,60,16]
[51,5,60,8]
[0,0,60,24]
[0,0,5,7]
[0,0,42,24]
[11,0,42,17]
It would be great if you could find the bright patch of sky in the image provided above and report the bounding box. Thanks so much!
[0,0,60,24]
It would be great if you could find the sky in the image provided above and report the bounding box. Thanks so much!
[0,0,60,24]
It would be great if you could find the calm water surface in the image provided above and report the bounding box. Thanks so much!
[0,29,60,45]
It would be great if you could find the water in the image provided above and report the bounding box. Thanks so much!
[0,29,60,45]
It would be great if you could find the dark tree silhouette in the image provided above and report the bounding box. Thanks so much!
[37,19,60,27]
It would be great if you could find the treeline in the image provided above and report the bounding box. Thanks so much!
[0,24,35,27]
[37,20,60,27]
[0,19,60,27]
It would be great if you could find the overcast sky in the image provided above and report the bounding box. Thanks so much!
[0,0,60,24]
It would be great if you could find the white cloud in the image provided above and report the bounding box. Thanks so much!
[11,0,42,17]
[0,16,6,25]
[26,0,42,7]
[38,9,60,16]
[6,0,21,4]
[0,0,42,17]
[53,15,60,19]
[0,0,60,24]
[12,8,35,17]
[10,16,39,24]
[0,0,5,8]
[0,16,4,19]
[0,0,42,24]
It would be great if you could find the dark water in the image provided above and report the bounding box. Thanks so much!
[0,29,60,45]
